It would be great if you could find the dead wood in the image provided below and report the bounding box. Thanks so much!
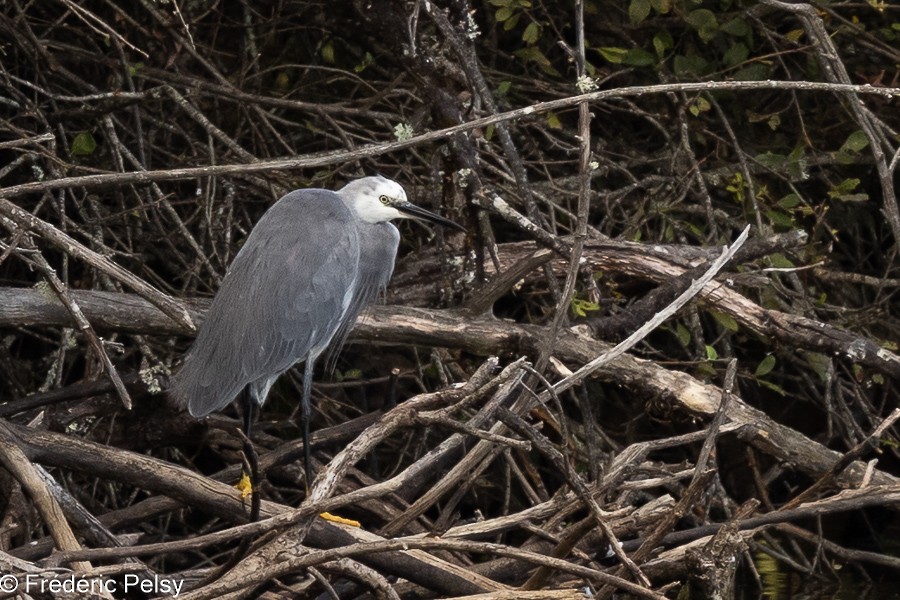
[2,0,900,597]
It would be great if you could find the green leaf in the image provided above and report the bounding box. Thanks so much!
[685,221,706,240]
[785,146,809,181]
[758,379,787,396]
[663,223,674,242]
[522,21,540,44]
[650,0,671,13]
[321,41,335,64]
[755,354,776,377]
[711,311,739,332]
[629,0,651,24]
[832,192,870,202]
[705,345,719,361]
[721,18,750,37]
[70,132,97,156]
[755,152,786,168]
[695,362,717,378]
[723,42,749,67]
[689,96,711,116]
[768,253,795,268]
[546,111,562,129]
[571,298,600,317]
[653,30,673,57]
[274,71,290,91]
[504,13,521,30]
[766,210,795,228]
[778,193,801,209]
[495,6,514,21]
[335,368,364,382]
[598,46,628,64]
[497,80,512,96]
[733,63,771,80]
[828,177,861,198]
[685,9,719,42]
[840,130,870,153]
[623,48,656,67]
[828,177,869,202]
[804,352,831,382]
[675,322,691,346]
[128,62,145,77]
[835,150,855,165]
[354,51,373,73]
[673,53,709,76]
[513,46,560,75]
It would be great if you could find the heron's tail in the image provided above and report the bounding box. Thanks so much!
[169,351,243,418]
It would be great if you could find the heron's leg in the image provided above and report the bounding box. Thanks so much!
[241,388,257,438]
[238,387,261,522]
[301,357,314,495]
[203,388,260,584]
[301,360,358,527]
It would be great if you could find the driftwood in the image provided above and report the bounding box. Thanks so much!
[2,222,900,597]
[2,279,899,596]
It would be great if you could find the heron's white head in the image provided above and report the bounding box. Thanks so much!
[339,176,408,223]
[338,176,465,231]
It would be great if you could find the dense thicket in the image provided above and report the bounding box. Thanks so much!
[1,1,899,598]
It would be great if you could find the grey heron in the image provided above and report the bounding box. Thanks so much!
[170,175,463,490]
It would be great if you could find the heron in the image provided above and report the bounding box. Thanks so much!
[171,175,464,491]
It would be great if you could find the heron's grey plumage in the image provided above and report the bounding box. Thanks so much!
[170,175,462,486]
[324,220,399,371]
[170,177,462,483]
[171,187,373,416]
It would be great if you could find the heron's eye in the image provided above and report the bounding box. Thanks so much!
[379,195,391,205]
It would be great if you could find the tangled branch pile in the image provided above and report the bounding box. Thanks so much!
[1,1,899,598]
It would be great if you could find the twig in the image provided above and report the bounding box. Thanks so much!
[176,536,668,600]
[0,204,194,330]
[17,240,132,408]
[548,225,751,397]
[0,82,896,201]
[780,408,900,510]
[533,0,593,376]
[500,408,651,590]
[759,0,900,245]
[423,2,544,229]
[0,421,94,574]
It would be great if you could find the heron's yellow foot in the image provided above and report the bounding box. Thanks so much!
[236,473,253,499]
[320,512,361,527]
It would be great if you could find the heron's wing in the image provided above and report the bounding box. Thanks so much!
[171,189,361,416]
[324,221,400,370]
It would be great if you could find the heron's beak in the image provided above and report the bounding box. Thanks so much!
[396,201,466,232]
